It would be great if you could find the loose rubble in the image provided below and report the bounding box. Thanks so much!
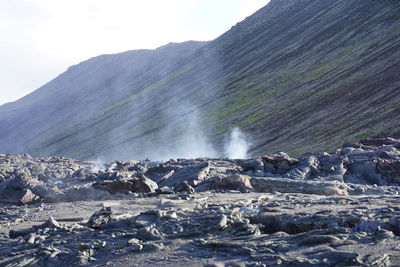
[0,137,400,266]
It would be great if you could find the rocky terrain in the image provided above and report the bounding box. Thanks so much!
[1,137,400,266]
[1,1,399,265]
[1,0,399,160]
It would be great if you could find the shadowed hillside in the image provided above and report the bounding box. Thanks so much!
[0,0,399,160]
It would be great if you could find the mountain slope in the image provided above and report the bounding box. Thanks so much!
[1,0,400,160]
[0,41,207,155]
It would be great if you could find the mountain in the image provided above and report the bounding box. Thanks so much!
[1,0,399,160]
[0,41,208,159]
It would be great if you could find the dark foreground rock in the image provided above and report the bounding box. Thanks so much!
[0,192,399,266]
[0,138,400,265]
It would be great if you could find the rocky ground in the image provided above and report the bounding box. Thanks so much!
[1,137,400,266]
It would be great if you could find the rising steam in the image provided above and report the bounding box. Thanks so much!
[225,127,250,159]
[158,108,218,160]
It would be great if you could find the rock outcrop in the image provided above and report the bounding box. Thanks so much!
[0,137,399,205]
[0,138,400,266]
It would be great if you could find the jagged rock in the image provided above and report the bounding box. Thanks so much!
[42,217,62,229]
[25,233,36,244]
[218,215,228,229]
[174,181,195,194]
[263,162,276,174]
[101,175,158,194]
[159,162,210,187]
[284,166,309,180]
[347,160,382,185]
[102,179,132,194]
[354,220,385,233]
[3,169,38,189]
[147,163,177,175]
[0,170,58,204]
[4,187,400,266]
[359,137,399,147]
[156,186,175,194]
[283,154,320,180]
[9,217,63,238]
[29,163,46,176]
[251,177,349,196]
[127,238,141,246]
[217,174,253,192]
[374,228,395,242]
[377,159,400,184]
[136,226,163,241]
[262,153,299,166]
[18,189,41,205]
[1,135,400,207]
[261,153,300,175]
[235,158,264,173]
[317,153,347,180]
[157,170,175,185]
[276,160,291,174]
[128,242,143,252]
[87,207,112,229]
[131,176,158,193]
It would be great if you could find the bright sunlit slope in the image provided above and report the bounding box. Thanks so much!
[0,0,399,160]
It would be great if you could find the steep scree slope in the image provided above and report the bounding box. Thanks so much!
[0,0,399,160]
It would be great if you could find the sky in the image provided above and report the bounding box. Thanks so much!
[0,0,270,105]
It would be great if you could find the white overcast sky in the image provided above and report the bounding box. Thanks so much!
[0,0,270,105]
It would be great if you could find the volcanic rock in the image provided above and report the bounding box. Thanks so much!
[174,180,195,194]
[18,189,41,205]
[1,138,400,265]
[87,207,112,229]
[251,177,349,195]
[101,175,158,194]
[217,174,253,192]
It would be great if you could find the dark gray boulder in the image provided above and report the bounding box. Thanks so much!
[0,169,58,204]
[87,207,112,229]
[99,175,158,194]
[174,181,195,194]
[158,162,210,187]
[235,158,264,174]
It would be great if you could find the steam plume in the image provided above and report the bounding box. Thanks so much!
[225,127,249,159]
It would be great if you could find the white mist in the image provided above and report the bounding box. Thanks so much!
[225,127,249,159]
